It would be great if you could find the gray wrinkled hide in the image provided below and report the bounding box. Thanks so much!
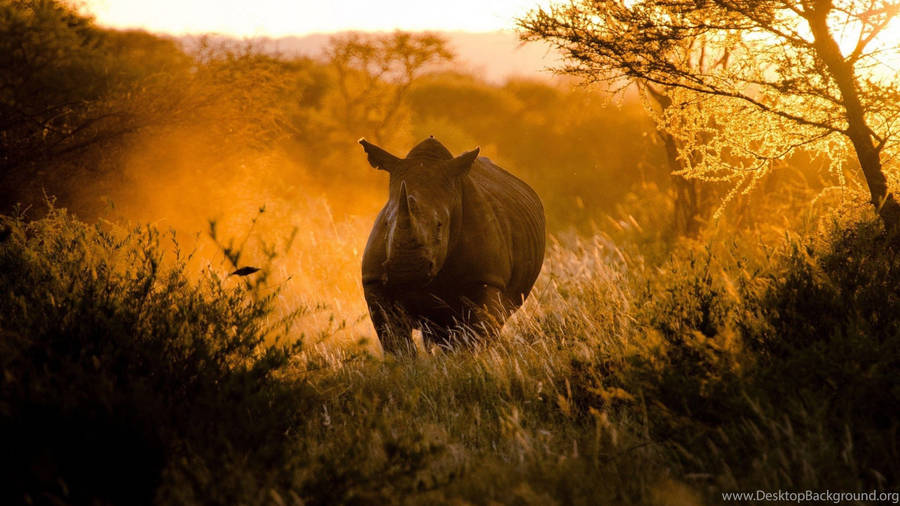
[361,137,546,354]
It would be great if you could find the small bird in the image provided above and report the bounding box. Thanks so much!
[229,266,261,277]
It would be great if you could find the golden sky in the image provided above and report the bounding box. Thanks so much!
[85,0,545,36]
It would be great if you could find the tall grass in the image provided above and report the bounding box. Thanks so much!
[1,207,897,504]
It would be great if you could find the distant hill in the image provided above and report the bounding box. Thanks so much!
[178,31,562,83]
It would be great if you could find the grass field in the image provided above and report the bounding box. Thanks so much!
[2,205,897,504]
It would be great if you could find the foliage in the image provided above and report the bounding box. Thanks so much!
[0,1,191,192]
[519,0,900,227]
[0,2,703,241]
[323,31,454,145]
[613,219,900,494]
[0,1,305,214]
[0,208,309,504]
[741,221,900,474]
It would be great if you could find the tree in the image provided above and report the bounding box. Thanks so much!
[1,0,125,173]
[648,88,699,236]
[0,1,297,211]
[0,0,193,208]
[520,0,900,230]
[324,31,454,144]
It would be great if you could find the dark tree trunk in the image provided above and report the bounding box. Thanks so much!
[645,84,702,237]
[809,1,900,230]
[663,131,702,238]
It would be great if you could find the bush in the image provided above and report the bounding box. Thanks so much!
[739,220,900,484]
[605,219,900,495]
[0,208,309,504]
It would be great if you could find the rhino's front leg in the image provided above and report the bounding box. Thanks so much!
[421,320,453,351]
[459,284,512,344]
[364,283,415,356]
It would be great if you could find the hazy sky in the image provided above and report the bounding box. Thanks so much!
[85,0,548,36]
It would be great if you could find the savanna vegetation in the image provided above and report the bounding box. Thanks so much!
[2,0,900,504]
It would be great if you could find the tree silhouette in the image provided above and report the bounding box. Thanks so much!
[1,1,128,173]
[0,1,192,207]
[325,31,454,144]
[520,0,900,229]
[0,2,298,211]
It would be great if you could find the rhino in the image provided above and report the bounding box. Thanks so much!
[360,136,545,354]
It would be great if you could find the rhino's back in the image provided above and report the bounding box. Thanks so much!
[466,157,545,300]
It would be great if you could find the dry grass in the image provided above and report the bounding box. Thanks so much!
[2,200,899,504]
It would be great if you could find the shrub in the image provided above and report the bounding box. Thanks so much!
[738,220,900,484]
[607,219,900,495]
[0,208,310,504]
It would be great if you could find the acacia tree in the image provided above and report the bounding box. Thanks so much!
[520,0,900,229]
[642,83,706,236]
[324,31,454,144]
[638,34,735,237]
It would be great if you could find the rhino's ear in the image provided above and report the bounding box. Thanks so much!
[359,138,400,172]
[445,147,479,177]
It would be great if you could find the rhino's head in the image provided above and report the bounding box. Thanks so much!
[360,137,479,285]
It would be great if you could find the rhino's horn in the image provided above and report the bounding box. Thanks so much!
[445,147,480,176]
[359,138,400,172]
[397,181,412,225]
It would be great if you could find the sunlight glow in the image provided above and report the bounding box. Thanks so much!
[85,0,549,36]
[767,6,900,82]
[833,11,900,82]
